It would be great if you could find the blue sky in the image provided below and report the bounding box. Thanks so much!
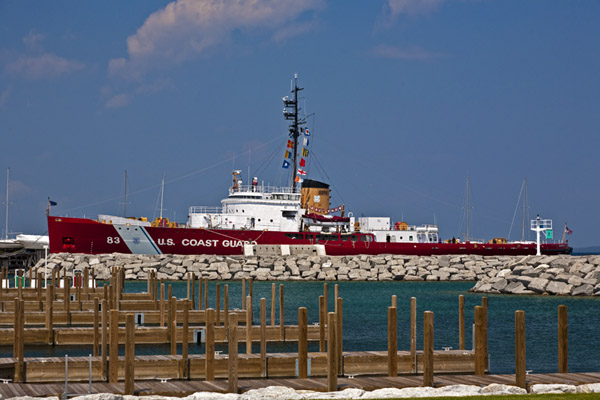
[1,0,599,247]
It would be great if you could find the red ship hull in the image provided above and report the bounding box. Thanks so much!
[48,216,572,256]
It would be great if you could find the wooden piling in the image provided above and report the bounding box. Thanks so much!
[124,313,135,395]
[160,282,165,327]
[109,309,119,383]
[198,277,203,310]
[334,284,339,313]
[474,305,485,375]
[224,284,229,335]
[182,299,189,379]
[260,298,267,378]
[101,299,107,381]
[108,283,114,312]
[423,310,434,387]
[65,277,71,324]
[388,306,397,377]
[170,296,177,356]
[45,284,54,344]
[242,278,246,310]
[298,307,308,378]
[13,298,18,359]
[228,313,238,394]
[410,297,417,373]
[246,295,252,354]
[204,279,208,311]
[336,297,343,375]
[93,297,99,356]
[279,284,285,341]
[15,299,24,382]
[186,273,191,300]
[391,295,397,308]
[216,283,221,326]
[205,308,215,381]
[558,305,568,373]
[515,310,526,389]
[459,295,465,350]
[482,297,488,368]
[17,269,23,300]
[327,312,337,392]
[323,283,328,325]
[36,272,42,309]
[271,283,276,326]
[319,295,325,352]
[191,273,196,310]
[249,278,253,309]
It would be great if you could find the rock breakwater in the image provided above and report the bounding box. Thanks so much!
[31,253,600,296]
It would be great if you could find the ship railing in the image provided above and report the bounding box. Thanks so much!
[188,206,224,214]
[229,185,299,195]
[416,224,439,231]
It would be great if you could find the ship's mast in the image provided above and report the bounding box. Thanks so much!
[522,177,527,241]
[283,74,304,191]
[4,168,8,240]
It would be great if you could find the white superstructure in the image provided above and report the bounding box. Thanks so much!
[188,182,304,231]
[358,217,439,243]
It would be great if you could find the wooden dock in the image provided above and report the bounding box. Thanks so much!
[1,350,477,383]
[2,266,593,397]
[0,372,599,398]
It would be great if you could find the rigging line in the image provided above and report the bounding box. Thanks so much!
[507,181,524,240]
[62,134,287,214]
[310,150,346,206]
[254,138,284,178]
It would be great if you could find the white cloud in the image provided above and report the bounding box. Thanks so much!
[372,44,445,60]
[105,93,131,108]
[386,0,445,17]
[0,89,10,108]
[5,53,84,79]
[23,30,45,51]
[272,19,318,44]
[8,180,33,197]
[109,0,323,78]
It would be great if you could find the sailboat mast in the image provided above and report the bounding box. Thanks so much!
[466,176,470,242]
[123,169,127,218]
[522,177,527,241]
[160,178,165,220]
[5,168,9,240]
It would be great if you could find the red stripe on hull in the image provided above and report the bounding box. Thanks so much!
[47,216,572,256]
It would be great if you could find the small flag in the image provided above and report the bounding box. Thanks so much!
[49,200,58,206]
[303,137,310,146]
[282,160,290,169]
[295,176,303,183]
[305,128,311,136]
[565,226,573,235]
[287,140,294,148]
[284,150,291,159]
[302,148,309,157]
[297,168,307,176]
[299,158,306,167]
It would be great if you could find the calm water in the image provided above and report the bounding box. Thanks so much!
[4,280,600,374]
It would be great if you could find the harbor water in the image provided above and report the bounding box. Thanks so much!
[2,280,599,375]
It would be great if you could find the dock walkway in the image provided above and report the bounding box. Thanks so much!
[1,372,599,398]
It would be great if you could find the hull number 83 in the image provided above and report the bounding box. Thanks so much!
[107,236,121,244]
